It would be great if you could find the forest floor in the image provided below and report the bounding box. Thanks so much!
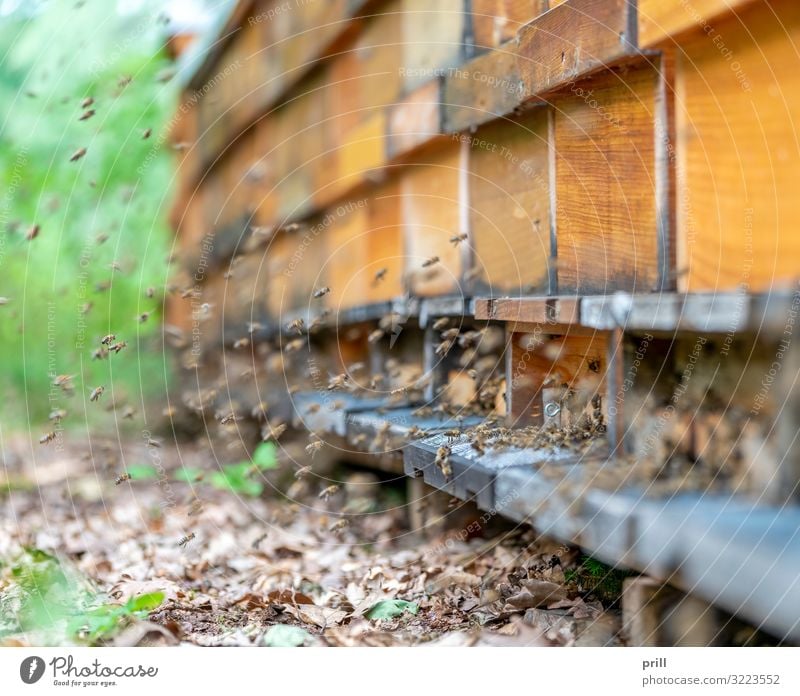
[0,432,623,647]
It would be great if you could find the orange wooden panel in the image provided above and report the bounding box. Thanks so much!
[471,0,549,49]
[469,108,551,294]
[553,62,661,294]
[639,0,758,48]
[675,0,800,292]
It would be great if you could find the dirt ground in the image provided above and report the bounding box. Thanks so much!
[0,432,622,647]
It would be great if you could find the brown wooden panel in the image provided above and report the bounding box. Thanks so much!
[443,45,524,133]
[675,0,800,292]
[402,144,465,296]
[468,108,551,294]
[365,182,406,303]
[638,0,758,48]
[553,62,660,293]
[471,0,548,50]
[474,296,580,324]
[515,0,637,98]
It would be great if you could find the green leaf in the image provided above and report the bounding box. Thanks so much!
[173,467,203,482]
[125,591,165,614]
[252,441,278,470]
[262,624,312,647]
[210,467,263,497]
[126,464,158,481]
[365,599,419,620]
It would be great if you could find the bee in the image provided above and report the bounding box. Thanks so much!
[367,328,384,344]
[449,233,468,246]
[89,386,104,402]
[422,256,440,268]
[142,128,152,139]
[327,373,349,391]
[282,222,301,233]
[78,109,95,121]
[187,499,204,517]
[435,445,453,479]
[138,311,151,323]
[305,440,325,457]
[100,333,116,345]
[218,411,237,425]
[177,532,196,548]
[432,317,450,331]
[39,431,56,445]
[233,337,250,350]
[305,403,321,415]
[118,75,132,88]
[295,465,312,479]
[25,224,40,241]
[407,425,427,440]
[69,147,87,162]
[284,338,304,353]
[246,321,264,334]
[95,233,109,245]
[121,405,135,419]
[435,338,455,357]
[53,374,75,389]
[328,518,349,534]
[81,96,94,108]
[251,401,269,419]
[313,286,330,299]
[261,422,287,442]
[115,473,132,485]
[373,268,388,284]
[318,484,340,501]
[49,408,67,422]
[440,327,460,340]
[162,405,176,419]
[287,318,305,335]
[109,341,127,354]
[145,287,155,298]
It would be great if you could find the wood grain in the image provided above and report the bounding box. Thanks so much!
[638,0,758,48]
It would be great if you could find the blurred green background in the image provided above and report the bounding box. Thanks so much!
[0,1,219,429]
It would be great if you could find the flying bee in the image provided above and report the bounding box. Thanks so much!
[89,386,104,402]
[53,374,75,389]
[108,260,122,272]
[145,287,155,298]
[421,256,440,268]
[282,222,301,233]
[373,267,388,284]
[81,96,94,108]
[328,518,349,534]
[367,329,384,344]
[109,341,127,354]
[313,286,330,299]
[39,431,56,445]
[251,401,269,419]
[233,337,250,349]
[100,333,116,345]
[117,75,132,88]
[327,373,349,391]
[95,233,109,245]
[147,438,161,448]
[187,499,204,517]
[49,408,67,422]
[69,147,87,162]
[115,473,132,485]
[284,338,304,353]
[305,440,325,457]
[177,532,196,548]
[432,317,450,331]
[287,318,305,335]
[435,445,453,479]
[25,224,40,241]
[305,403,321,415]
[295,465,312,479]
[318,484,340,501]
[218,411,237,425]
[137,311,151,323]
[78,109,95,121]
[449,233,468,246]
[142,128,152,139]
[262,422,287,442]
[246,321,264,334]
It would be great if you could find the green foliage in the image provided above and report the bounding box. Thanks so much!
[125,463,159,480]
[564,555,631,603]
[252,441,278,469]
[0,547,163,644]
[365,599,419,620]
[0,1,178,426]
[210,463,264,497]
[262,624,313,647]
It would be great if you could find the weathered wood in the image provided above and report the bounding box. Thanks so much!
[474,296,579,324]
[387,79,444,161]
[470,0,549,50]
